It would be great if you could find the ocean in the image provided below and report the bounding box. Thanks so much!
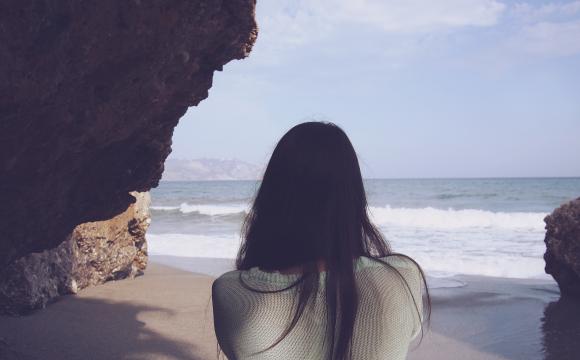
[148,178,580,280]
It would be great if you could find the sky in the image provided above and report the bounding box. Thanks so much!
[169,0,580,178]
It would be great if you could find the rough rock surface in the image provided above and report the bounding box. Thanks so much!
[544,198,580,298]
[0,0,257,269]
[0,192,150,315]
[0,337,22,360]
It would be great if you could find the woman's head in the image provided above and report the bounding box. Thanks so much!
[237,121,388,271]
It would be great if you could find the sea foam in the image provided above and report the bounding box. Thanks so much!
[151,203,247,216]
[148,204,551,279]
[369,206,546,231]
[148,233,241,259]
[152,202,546,231]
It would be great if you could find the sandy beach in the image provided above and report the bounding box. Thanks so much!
[0,262,217,360]
[1,256,579,360]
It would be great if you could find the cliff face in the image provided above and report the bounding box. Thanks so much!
[0,0,257,269]
[0,192,150,315]
[544,198,580,298]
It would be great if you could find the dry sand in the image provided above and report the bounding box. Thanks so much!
[2,256,579,360]
[0,263,217,360]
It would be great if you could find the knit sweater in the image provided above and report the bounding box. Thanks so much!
[212,255,424,359]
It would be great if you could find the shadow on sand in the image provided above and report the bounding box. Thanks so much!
[0,296,207,360]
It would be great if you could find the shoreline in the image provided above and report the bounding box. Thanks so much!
[1,255,578,360]
[150,254,556,287]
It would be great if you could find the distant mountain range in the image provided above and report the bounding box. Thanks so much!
[161,158,263,181]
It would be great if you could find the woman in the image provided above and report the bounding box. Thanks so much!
[212,122,430,359]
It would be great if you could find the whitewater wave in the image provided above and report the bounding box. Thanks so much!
[151,203,248,216]
[148,233,241,259]
[147,233,550,279]
[151,203,547,233]
[152,202,547,231]
[369,206,546,231]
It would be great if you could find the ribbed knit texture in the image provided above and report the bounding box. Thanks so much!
[212,255,423,360]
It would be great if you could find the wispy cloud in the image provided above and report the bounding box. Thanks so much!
[252,1,580,68]
[319,0,506,32]
[512,1,580,22]
[506,19,580,57]
[501,2,580,57]
[258,0,506,47]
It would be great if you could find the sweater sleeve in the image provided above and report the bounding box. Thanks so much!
[211,275,237,360]
[393,256,424,340]
[352,255,424,359]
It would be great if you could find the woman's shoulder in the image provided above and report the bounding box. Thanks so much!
[211,270,246,309]
[360,254,424,300]
[365,254,425,340]
[363,253,422,275]
[212,270,242,290]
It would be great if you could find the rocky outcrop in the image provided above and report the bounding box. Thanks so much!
[70,191,150,290]
[0,192,150,315]
[0,338,22,360]
[0,0,257,269]
[544,198,580,298]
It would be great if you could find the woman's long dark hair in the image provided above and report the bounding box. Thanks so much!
[235,121,431,359]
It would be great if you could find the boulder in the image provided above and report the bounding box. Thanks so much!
[0,192,150,315]
[0,0,257,269]
[544,198,580,298]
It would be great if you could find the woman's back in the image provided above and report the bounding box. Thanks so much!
[212,122,429,359]
[212,255,423,360]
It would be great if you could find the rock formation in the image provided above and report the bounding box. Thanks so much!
[0,192,150,315]
[0,338,21,360]
[0,0,257,269]
[544,198,580,298]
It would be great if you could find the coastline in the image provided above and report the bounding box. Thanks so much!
[1,256,578,360]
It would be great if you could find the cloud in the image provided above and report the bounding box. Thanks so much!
[498,2,580,58]
[253,0,507,65]
[507,19,580,57]
[322,0,506,32]
[252,1,580,68]
[257,0,506,46]
[512,1,580,22]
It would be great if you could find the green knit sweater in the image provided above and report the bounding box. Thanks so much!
[212,255,424,359]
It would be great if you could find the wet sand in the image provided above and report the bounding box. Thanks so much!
[1,255,579,360]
